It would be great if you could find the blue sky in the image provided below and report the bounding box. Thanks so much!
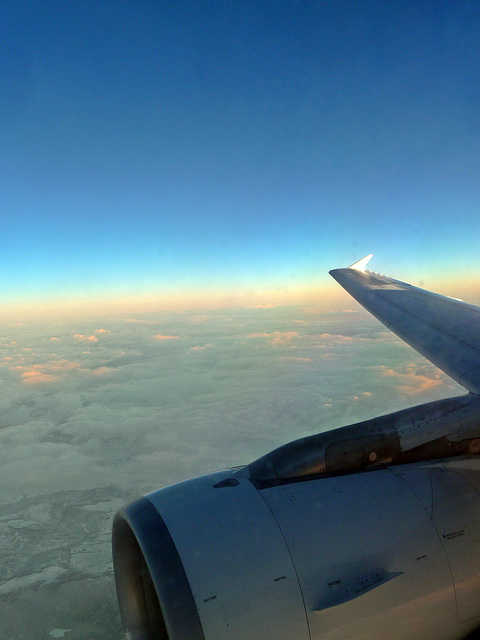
[2,1,480,307]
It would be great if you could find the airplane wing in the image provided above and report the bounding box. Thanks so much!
[114,255,480,640]
[330,255,480,394]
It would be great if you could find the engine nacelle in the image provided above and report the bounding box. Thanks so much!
[113,455,480,640]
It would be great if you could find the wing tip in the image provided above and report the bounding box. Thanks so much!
[348,254,374,272]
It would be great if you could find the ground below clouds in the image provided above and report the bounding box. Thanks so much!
[0,487,135,640]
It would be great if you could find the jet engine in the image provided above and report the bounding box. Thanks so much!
[113,395,480,640]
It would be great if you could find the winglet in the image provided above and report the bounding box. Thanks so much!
[348,254,373,272]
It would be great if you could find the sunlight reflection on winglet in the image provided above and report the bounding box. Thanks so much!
[348,254,374,272]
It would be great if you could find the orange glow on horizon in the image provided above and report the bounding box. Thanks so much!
[2,272,480,323]
[0,283,347,322]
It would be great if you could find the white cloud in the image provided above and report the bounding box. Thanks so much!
[20,371,60,384]
[74,334,98,342]
[124,318,160,324]
[374,362,448,395]
[315,332,358,343]
[188,344,214,352]
[91,367,115,376]
[247,330,300,344]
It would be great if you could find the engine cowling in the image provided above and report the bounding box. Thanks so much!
[113,469,309,640]
[113,395,480,639]
[113,455,480,640]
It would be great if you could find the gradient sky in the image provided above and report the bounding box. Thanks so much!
[4,5,480,635]
[2,1,480,309]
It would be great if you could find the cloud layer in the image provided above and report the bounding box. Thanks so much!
[0,305,464,638]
